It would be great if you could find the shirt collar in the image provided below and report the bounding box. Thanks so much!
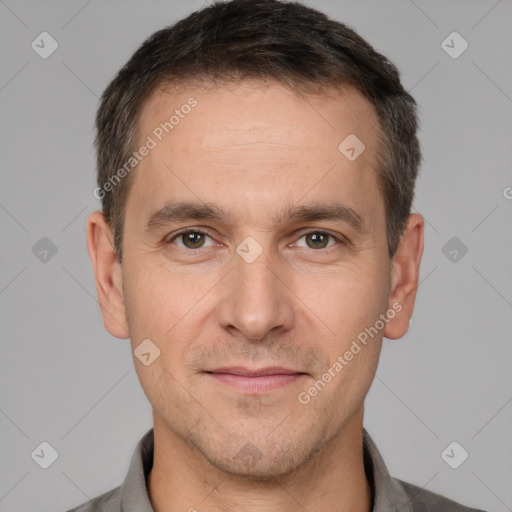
[120,427,413,512]
[362,429,414,512]
[120,427,154,511]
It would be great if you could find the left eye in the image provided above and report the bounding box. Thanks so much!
[295,231,338,250]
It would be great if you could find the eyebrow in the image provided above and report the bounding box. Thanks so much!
[143,200,370,234]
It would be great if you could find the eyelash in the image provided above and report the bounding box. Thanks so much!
[165,228,346,250]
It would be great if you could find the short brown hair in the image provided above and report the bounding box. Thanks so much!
[95,0,421,263]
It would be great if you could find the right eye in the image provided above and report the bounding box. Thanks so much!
[166,229,217,250]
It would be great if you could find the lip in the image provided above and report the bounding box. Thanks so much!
[205,366,308,393]
[207,366,302,377]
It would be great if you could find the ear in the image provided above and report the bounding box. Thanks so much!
[383,213,424,340]
[86,210,130,339]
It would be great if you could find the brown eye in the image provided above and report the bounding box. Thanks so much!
[182,232,205,249]
[169,229,215,249]
[295,231,338,250]
[305,232,330,249]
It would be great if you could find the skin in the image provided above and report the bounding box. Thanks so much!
[87,80,424,512]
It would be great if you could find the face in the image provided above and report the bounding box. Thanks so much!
[88,80,422,479]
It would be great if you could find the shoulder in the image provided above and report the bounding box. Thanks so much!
[396,478,488,512]
[65,484,121,512]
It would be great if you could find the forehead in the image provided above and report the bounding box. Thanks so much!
[126,80,384,231]
[140,80,378,150]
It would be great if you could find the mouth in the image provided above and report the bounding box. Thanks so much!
[205,366,308,393]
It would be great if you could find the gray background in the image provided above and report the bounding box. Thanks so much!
[1,0,511,510]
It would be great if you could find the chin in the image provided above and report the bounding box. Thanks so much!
[190,427,328,481]
[207,452,305,481]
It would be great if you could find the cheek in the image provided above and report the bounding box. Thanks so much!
[124,259,199,336]
[312,262,387,404]
[293,260,389,343]
[122,267,180,378]
[123,266,197,410]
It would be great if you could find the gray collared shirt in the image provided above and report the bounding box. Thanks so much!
[67,428,486,512]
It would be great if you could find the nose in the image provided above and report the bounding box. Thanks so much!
[216,243,295,342]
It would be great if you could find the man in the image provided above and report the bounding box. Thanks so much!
[70,0,486,510]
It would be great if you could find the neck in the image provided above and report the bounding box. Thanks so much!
[148,408,372,512]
